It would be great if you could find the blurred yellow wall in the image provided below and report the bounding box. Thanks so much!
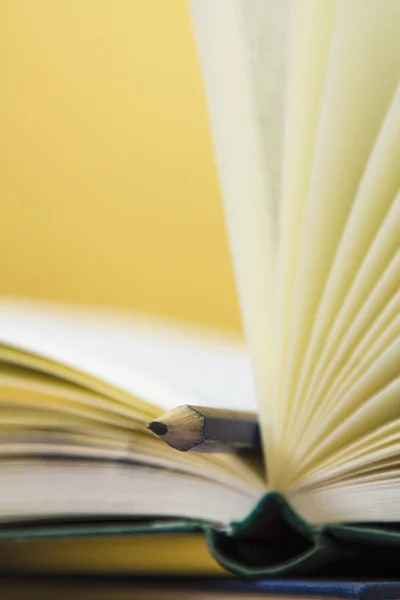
[0,0,241,332]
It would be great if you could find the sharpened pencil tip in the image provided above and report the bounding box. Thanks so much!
[147,421,168,436]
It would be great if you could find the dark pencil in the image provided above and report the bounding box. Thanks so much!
[147,405,260,453]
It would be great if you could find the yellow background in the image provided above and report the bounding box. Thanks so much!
[0,0,241,332]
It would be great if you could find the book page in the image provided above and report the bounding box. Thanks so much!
[0,299,258,413]
[281,0,400,438]
[189,0,285,439]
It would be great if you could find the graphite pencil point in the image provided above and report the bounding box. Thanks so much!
[147,421,168,436]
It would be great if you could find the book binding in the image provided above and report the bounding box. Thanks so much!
[206,492,400,578]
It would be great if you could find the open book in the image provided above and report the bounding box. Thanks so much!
[1,0,399,584]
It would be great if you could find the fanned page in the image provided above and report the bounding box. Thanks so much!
[190,0,400,524]
[0,300,264,526]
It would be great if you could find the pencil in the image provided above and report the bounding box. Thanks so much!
[147,405,260,453]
